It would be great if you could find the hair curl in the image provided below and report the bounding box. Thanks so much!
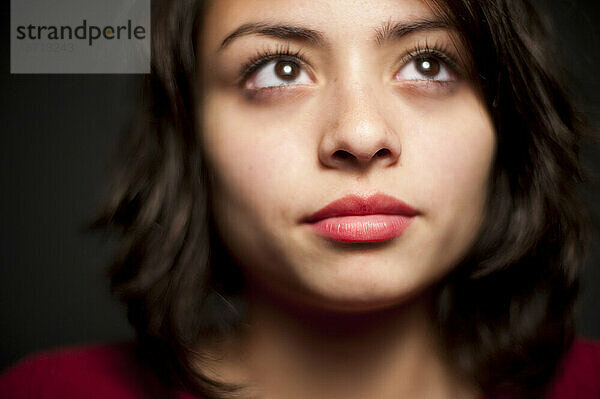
[94,0,589,398]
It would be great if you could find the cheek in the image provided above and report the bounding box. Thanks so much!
[404,92,496,251]
[201,93,309,230]
[397,90,494,198]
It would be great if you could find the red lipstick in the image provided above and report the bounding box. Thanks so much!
[304,194,417,243]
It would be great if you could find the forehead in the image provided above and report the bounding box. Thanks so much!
[200,0,437,52]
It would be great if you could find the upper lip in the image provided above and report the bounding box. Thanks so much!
[303,193,418,223]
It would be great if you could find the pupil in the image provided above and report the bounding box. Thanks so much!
[275,61,299,81]
[416,57,440,76]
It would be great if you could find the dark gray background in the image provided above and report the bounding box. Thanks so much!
[1,1,599,371]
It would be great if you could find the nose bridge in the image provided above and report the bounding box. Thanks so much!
[338,78,382,139]
[319,69,401,169]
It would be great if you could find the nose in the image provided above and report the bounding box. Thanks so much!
[318,82,401,170]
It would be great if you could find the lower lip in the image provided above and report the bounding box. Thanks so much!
[308,215,414,243]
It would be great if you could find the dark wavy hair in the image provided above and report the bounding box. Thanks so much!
[94,0,589,398]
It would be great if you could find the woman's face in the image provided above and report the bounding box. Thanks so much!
[199,0,495,311]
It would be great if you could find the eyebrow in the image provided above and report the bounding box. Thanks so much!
[219,18,452,51]
[219,23,326,50]
[374,19,452,46]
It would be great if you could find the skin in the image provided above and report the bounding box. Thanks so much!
[197,0,495,397]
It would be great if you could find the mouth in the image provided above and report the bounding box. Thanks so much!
[302,193,418,243]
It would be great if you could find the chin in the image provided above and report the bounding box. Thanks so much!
[293,273,425,313]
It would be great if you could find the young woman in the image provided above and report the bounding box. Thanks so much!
[1,0,597,398]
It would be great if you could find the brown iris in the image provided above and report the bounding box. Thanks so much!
[274,60,300,81]
[415,57,440,77]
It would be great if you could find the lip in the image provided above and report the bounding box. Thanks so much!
[303,194,418,243]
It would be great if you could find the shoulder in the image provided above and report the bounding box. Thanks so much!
[545,339,600,398]
[0,342,191,399]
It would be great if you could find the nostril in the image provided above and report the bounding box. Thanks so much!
[331,148,394,164]
[333,150,356,161]
[375,148,391,158]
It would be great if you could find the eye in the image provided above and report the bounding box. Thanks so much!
[245,59,313,89]
[395,56,453,82]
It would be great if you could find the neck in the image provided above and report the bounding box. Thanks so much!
[195,288,479,399]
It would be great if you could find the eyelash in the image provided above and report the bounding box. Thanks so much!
[240,44,309,84]
[239,42,461,87]
[400,41,460,78]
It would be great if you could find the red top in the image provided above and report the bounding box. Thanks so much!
[1,340,599,398]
